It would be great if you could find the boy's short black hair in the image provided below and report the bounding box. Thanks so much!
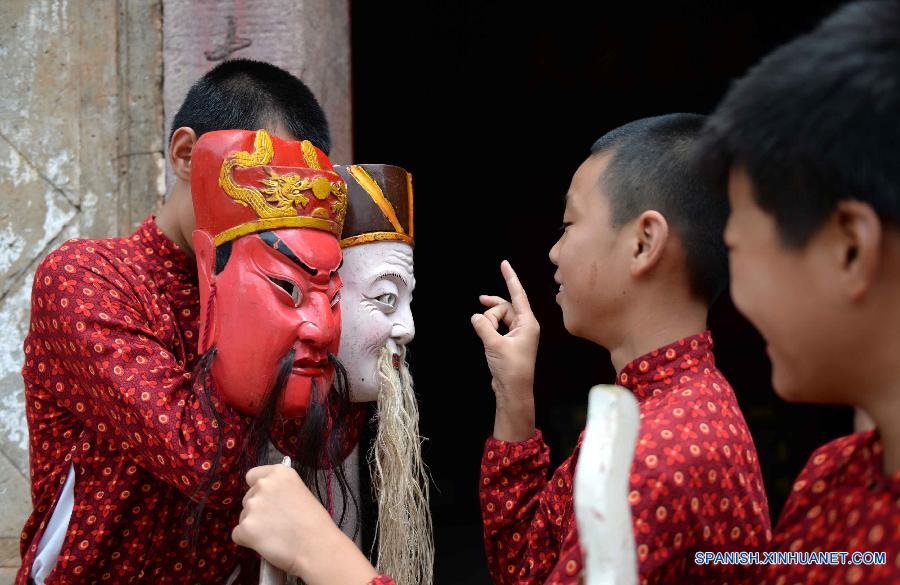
[170,58,331,153]
[593,113,728,305]
[701,0,900,247]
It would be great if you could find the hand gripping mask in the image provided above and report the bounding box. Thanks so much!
[190,129,348,418]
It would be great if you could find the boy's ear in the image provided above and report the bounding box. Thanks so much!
[192,229,218,352]
[169,127,198,182]
[832,199,882,302]
[630,210,669,277]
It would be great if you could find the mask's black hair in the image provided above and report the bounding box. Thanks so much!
[241,348,297,470]
[290,353,357,534]
[187,347,359,548]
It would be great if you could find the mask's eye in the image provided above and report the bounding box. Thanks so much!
[372,293,398,313]
[559,221,572,233]
[330,289,341,308]
[268,276,302,307]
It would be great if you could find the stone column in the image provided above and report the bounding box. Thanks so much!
[162,0,353,170]
[0,1,164,581]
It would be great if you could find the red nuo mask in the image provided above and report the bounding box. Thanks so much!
[190,129,348,417]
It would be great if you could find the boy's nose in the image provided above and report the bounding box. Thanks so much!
[549,239,561,266]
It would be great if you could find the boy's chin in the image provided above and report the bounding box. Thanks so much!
[561,310,587,339]
[770,365,822,405]
[560,301,611,346]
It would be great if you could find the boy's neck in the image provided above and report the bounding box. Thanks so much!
[857,235,900,476]
[878,416,900,477]
[863,381,900,477]
[155,184,195,257]
[608,297,709,373]
[849,257,900,477]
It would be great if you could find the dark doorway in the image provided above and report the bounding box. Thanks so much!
[350,2,852,583]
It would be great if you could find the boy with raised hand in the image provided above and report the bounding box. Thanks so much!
[701,1,900,582]
[470,114,770,584]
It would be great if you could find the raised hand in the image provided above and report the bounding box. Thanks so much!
[470,260,540,442]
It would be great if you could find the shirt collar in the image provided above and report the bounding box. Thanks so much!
[616,331,716,402]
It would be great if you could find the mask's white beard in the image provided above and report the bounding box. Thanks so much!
[368,345,434,585]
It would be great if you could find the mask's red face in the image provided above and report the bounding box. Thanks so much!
[195,227,343,417]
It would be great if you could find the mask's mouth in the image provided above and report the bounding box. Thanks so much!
[292,354,329,376]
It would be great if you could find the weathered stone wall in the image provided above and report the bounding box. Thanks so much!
[0,1,165,580]
[0,1,353,581]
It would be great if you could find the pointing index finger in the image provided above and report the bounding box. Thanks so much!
[500,260,534,317]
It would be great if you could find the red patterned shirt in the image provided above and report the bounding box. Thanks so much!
[479,332,771,584]
[18,217,357,584]
[761,430,900,584]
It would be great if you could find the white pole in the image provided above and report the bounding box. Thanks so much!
[574,385,640,585]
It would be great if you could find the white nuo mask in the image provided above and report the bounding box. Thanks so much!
[339,242,415,401]
[335,164,433,585]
